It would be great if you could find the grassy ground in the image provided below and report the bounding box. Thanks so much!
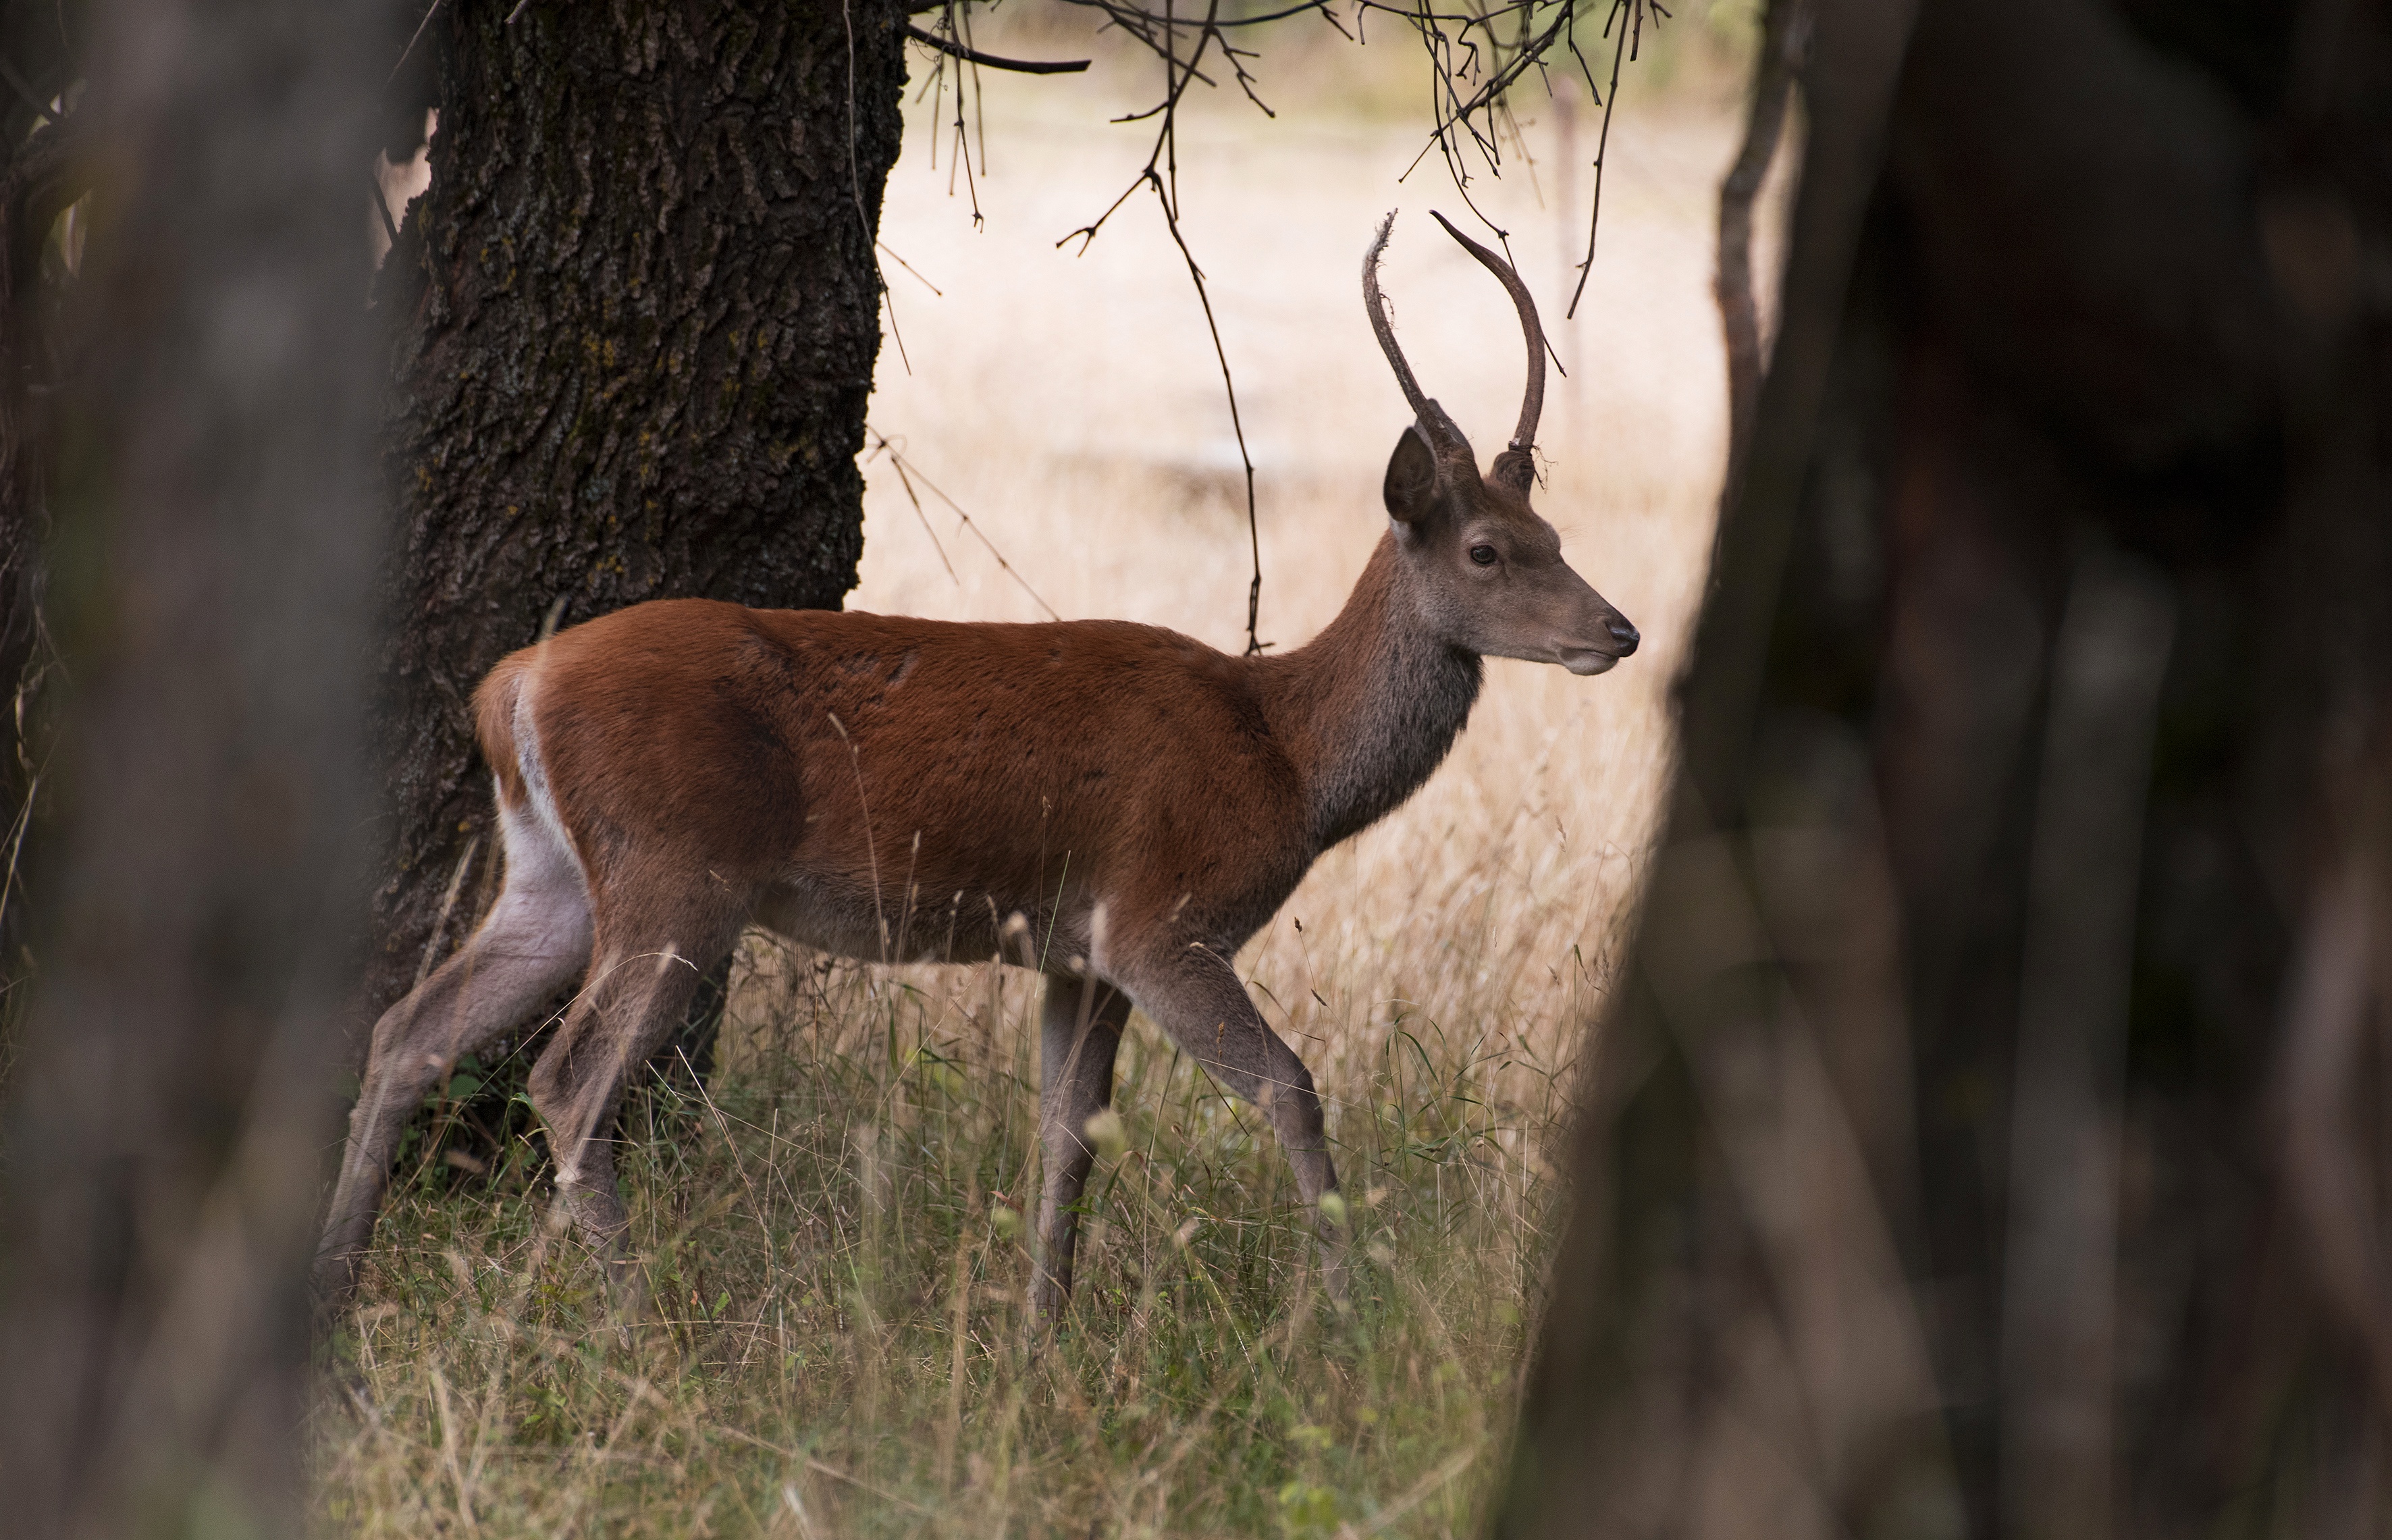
[311,28,1770,1536]
[316,946,1575,1537]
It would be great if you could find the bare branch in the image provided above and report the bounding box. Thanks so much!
[1026,0,1659,648]
[903,22,1092,74]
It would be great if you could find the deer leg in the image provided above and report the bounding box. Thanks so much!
[1032,974,1130,1326]
[315,865,591,1312]
[525,905,737,1315]
[1118,944,1348,1300]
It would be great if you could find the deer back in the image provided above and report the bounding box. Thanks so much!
[481,598,1319,959]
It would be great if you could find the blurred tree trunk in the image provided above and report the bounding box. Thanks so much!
[0,15,86,996]
[0,1,380,1537]
[361,0,907,1040]
[1499,0,2392,1535]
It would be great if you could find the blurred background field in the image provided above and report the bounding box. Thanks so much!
[315,19,1773,1535]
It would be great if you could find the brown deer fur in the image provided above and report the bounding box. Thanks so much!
[316,213,1639,1323]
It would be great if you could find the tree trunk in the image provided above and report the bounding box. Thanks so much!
[1499,0,2392,1533]
[362,0,907,1034]
[0,0,381,1533]
[0,16,84,996]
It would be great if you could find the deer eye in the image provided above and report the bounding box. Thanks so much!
[1469,543,1499,567]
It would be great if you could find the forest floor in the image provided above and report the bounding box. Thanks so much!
[311,26,1772,1537]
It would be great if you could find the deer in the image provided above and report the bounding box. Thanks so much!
[314,209,1639,1326]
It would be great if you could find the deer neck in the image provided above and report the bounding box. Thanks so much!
[1257,531,1485,851]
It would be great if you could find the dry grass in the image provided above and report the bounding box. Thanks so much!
[312,33,1766,1537]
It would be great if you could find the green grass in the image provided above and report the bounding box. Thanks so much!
[311,938,1580,1538]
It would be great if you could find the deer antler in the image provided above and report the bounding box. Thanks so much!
[1431,211,1546,454]
[1363,212,1435,425]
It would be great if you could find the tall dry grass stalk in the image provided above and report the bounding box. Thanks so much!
[313,43,1776,1537]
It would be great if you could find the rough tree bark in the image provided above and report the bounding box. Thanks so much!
[0,0,381,1534]
[363,0,908,1036]
[1499,0,2392,1533]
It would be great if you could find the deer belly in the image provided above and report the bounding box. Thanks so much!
[760,870,1134,971]
[750,874,1053,968]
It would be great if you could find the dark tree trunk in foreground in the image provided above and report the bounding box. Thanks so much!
[0,0,381,1533]
[1502,0,2392,1534]
[363,0,907,1031]
[0,13,86,988]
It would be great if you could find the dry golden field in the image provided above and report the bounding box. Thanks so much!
[315,28,1771,1537]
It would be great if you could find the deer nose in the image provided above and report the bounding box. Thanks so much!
[1608,616,1641,656]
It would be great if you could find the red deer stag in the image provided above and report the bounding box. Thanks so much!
[316,211,1639,1323]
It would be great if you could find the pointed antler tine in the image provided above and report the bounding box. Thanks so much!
[1363,212,1433,422]
[1430,210,1546,455]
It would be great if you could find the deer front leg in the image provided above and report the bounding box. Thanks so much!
[1119,942,1348,1302]
[1032,974,1130,1326]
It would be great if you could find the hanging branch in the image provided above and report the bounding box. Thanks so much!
[915,0,990,227]
[1058,0,1666,253]
[905,23,1092,72]
[400,0,1657,652]
[1040,0,1662,649]
[1059,0,1273,654]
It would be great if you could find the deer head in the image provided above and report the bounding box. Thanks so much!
[1364,211,1639,676]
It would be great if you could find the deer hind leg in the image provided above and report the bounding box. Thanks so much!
[1033,975,1132,1326]
[524,884,743,1312]
[315,807,593,1313]
[1117,943,1348,1300]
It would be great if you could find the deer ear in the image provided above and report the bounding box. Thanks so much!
[1383,425,1440,524]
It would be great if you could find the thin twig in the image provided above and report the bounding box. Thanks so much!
[389,0,445,84]
[371,169,402,250]
[1563,0,1639,320]
[865,433,959,583]
[1045,0,1657,640]
[413,835,481,989]
[1059,0,1271,654]
[904,23,1091,72]
[876,240,942,296]
[866,431,1059,621]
